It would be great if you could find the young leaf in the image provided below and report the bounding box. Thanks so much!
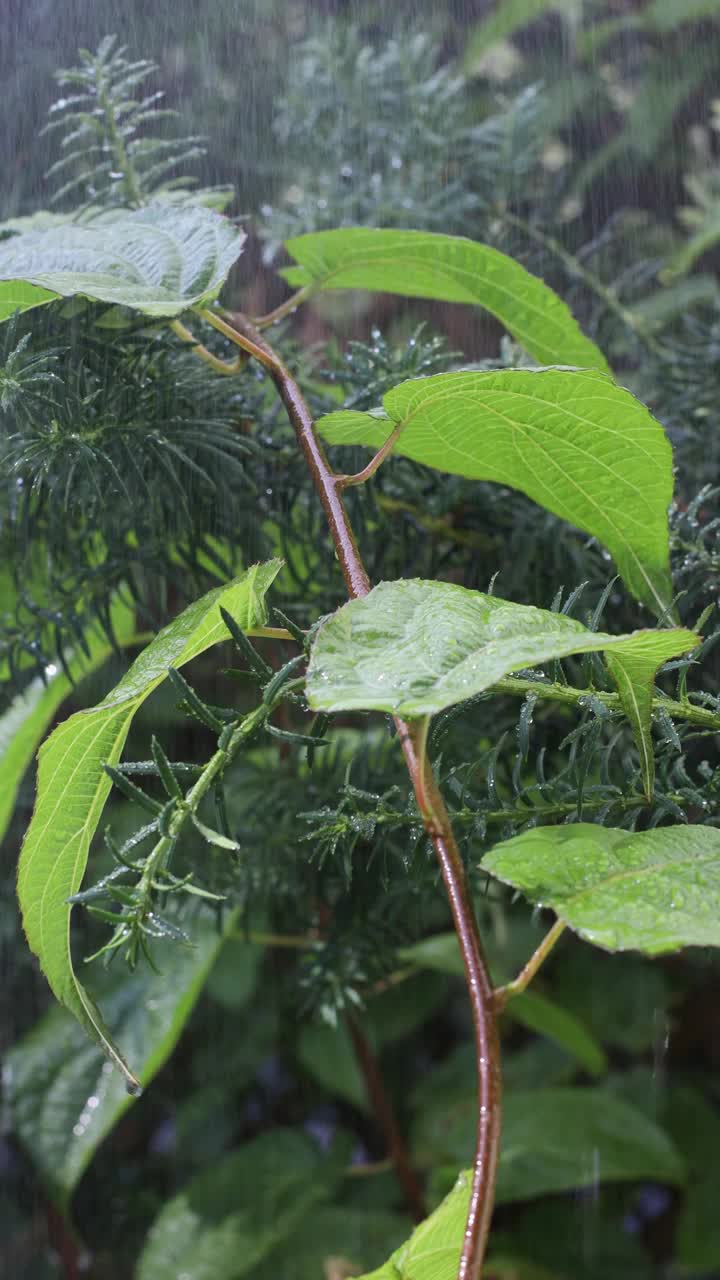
[0,597,137,844]
[305,579,697,723]
[7,906,235,1209]
[0,204,246,321]
[318,369,674,614]
[282,228,608,372]
[136,1130,338,1280]
[17,561,281,1088]
[483,824,720,954]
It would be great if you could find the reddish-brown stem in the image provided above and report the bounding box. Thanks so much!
[398,722,502,1276]
[219,309,501,1279]
[347,1015,427,1223]
[226,312,370,598]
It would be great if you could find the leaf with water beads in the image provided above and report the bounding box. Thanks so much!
[483,824,720,955]
[305,579,697,730]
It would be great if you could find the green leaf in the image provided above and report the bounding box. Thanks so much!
[355,1137,642,1280]
[0,598,137,844]
[398,934,606,1075]
[306,580,697,722]
[298,1022,368,1110]
[282,229,608,372]
[136,1130,338,1280]
[666,1087,720,1269]
[356,1171,473,1280]
[254,1207,410,1280]
[0,279,60,322]
[17,561,281,1088]
[506,991,607,1077]
[496,1088,686,1202]
[483,823,720,955]
[410,1088,683,1219]
[7,906,231,1210]
[317,369,674,613]
[0,204,246,321]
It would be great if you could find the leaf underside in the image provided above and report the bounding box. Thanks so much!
[0,203,246,320]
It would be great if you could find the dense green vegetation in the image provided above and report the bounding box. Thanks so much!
[4,5,720,1277]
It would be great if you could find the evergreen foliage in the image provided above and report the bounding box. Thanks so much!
[4,14,720,1280]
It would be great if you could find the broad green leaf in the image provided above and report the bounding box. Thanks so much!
[496,1088,685,1202]
[254,1207,410,1280]
[17,561,281,1088]
[318,369,674,613]
[0,203,246,321]
[411,1088,683,1217]
[356,1171,473,1280]
[282,229,608,372]
[7,905,231,1210]
[298,1022,368,1110]
[0,598,137,844]
[306,581,697,744]
[0,278,59,321]
[358,1103,674,1280]
[399,934,606,1075]
[483,824,720,954]
[666,1087,720,1269]
[507,991,606,1077]
[136,1130,338,1280]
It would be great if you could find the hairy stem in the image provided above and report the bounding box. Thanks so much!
[347,1015,427,1222]
[215,309,501,1279]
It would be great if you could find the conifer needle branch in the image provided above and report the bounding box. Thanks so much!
[220,309,501,1280]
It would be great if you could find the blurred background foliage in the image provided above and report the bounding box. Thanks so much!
[4,1,720,1277]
